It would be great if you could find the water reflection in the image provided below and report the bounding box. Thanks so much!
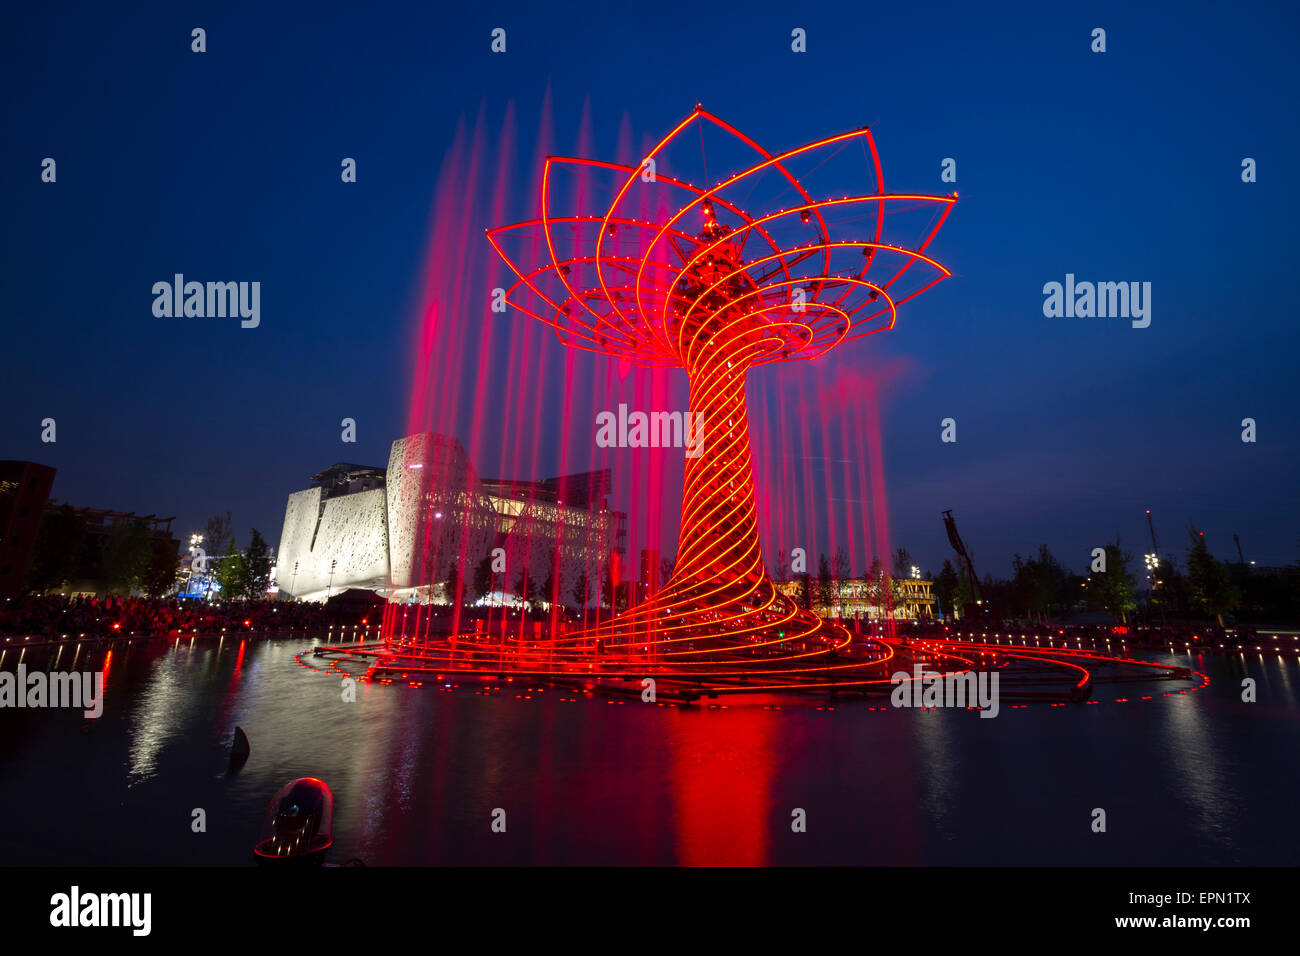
[912,699,961,842]
[127,645,203,785]
[668,705,777,865]
[0,638,1297,866]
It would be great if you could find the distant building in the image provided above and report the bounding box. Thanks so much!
[0,461,57,599]
[898,578,937,619]
[277,433,626,603]
[639,548,660,597]
[775,575,936,621]
[24,500,179,598]
[61,509,178,597]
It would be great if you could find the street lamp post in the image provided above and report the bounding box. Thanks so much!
[327,559,337,599]
[1144,552,1164,629]
[186,533,203,597]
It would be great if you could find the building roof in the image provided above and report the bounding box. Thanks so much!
[310,462,387,485]
[42,504,176,534]
[481,469,612,508]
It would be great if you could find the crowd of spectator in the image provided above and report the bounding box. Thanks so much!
[893,617,1262,650]
[4,594,1274,651]
[0,594,358,638]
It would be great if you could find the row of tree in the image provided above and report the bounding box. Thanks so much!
[23,505,275,602]
[26,504,177,596]
[183,511,273,602]
[762,535,1284,625]
[447,551,624,612]
[771,548,918,613]
[210,529,273,601]
[934,535,1277,625]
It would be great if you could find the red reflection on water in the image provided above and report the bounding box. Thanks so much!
[668,704,777,866]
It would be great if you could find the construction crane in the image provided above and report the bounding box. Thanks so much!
[941,509,983,619]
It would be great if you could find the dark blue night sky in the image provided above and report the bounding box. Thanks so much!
[3,1,1297,578]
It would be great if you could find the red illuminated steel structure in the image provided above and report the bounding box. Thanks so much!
[320,110,1201,704]
[484,107,955,666]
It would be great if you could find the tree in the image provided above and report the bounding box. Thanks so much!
[460,556,482,605]
[571,568,591,610]
[934,560,960,619]
[541,551,560,609]
[1151,557,1190,618]
[601,563,614,610]
[1230,562,1299,623]
[952,573,977,620]
[833,548,850,589]
[444,560,462,606]
[797,572,811,610]
[599,557,629,612]
[816,553,833,612]
[980,572,1014,615]
[514,566,535,606]
[892,548,912,580]
[244,529,272,599]
[203,511,233,565]
[1186,535,1238,625]
[865,557,891,614]
[143,543,179,598]
[1012,544,1070,623]
[1086,539,1137,623]
[772,550,790,584]
[214,539,249,601]
[102,518,152,595]
[25,505,88,593]
[472,553,495,604]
